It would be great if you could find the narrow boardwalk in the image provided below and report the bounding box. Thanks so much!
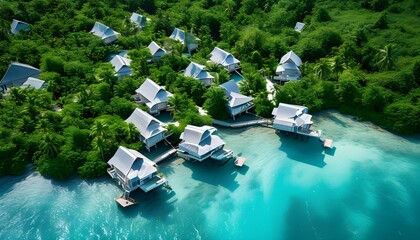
[153,148,177,164]
[213,119,270,128]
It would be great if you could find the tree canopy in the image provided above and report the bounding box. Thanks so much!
[0,0,419,179]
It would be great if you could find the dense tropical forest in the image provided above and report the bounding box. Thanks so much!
[0,0,419,179]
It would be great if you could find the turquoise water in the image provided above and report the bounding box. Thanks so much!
[230,72,243,83]
[1,111,420,240]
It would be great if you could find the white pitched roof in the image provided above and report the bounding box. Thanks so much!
[148,41,166,57]
[107,146,156,180]
[272,103,312,127]
[110,55,131,73]
[184,62,214,80]
[130,13,148,29]
[0,62,41,87]
[179,125,225,156]
[220,80,253,108]
[169,28,199,44]
[11,19,30,34]
[21,77,45,89]
[90,22,120,42]
[170,28,186,43]
[135,78,172,104]
[125,108,166,139]
[210,47,240,67]
[280,51,302,66]
[294,22,305,32]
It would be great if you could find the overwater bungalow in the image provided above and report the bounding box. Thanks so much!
[130,13,148,30]
[0,62,41,91]
[274,51,302,84]
[107,146,167,194]
[209,47,240,72]
[110,55,132,78]
[184,62,214,87]
[148,41,166,60]
[21,77,46,90]
[90,21,120,44]
[125,108,170,151]
[135,78,172,114]
[272,103,321,138]
[169,27,199,53]
[178,125,233,162]
[11,19,30,34]
[220,80,254,120]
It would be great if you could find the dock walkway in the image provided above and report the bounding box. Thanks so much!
[213,119,270,128]
[153,148,177,164]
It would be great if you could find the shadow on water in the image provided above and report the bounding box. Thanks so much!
[118,188,177,219]
[236,165,249,175]
[0,165,37,195]
[277,133,326,168]
[182,159,240,192]
[324,146,337,156]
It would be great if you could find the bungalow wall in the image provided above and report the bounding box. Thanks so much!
[144,132,165,148]
[273,123,298,133]
[275,69,300,81]
[227,103,252,117]
[137,94,148,103]
[199,78,214,87]
[103,35,118,44]
[149,102,168,114]
[129,173,154,191]
[225,63,240,72]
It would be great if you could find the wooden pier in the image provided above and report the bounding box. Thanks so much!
[153,148,177,164]
[323,139,333,149]
[213,119,269,128]
[234,157,246,167]
[115,194,136,207]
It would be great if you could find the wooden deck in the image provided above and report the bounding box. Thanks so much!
[115,196,136,207]
[235,157,246,167]
[323,139,333,149]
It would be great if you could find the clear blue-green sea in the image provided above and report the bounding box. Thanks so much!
[1,111,420,240]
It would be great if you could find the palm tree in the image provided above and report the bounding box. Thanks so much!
[376,44,396,71]
[90,120,109,139]
[223,0,235,20]
[41,132,60,158]
[37,118,53,132]
[239,71,266,97]
[313,59,332,80]
[8,87,27,105]
[96,64,116,86]
[78,87,91,104]
[329,56,345,80]
[206,62,223,73]
[123,122,139,143]
[92,136,107,161]
[122,16,138,36]
[168,94,186,118]
[90,120,110,161]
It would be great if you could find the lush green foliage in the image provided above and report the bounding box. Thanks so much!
[203,87,229,120]
[0,0,419,179]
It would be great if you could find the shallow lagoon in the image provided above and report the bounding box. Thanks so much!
[1,111,420,240]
